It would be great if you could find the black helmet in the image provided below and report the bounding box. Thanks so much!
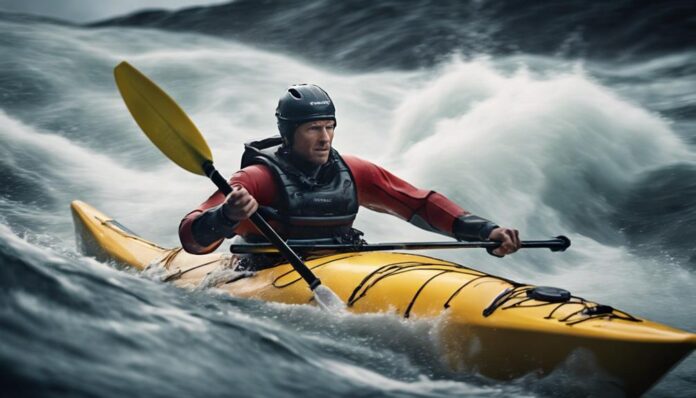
[275,84,336,144]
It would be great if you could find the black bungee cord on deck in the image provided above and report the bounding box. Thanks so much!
[481,285,642,325]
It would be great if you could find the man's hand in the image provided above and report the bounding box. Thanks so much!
[222,185,258,221]
[488,227,521,257]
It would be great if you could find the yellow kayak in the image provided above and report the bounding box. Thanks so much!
[71,200,695,395]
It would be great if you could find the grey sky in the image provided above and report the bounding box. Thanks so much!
[0,0,228,23]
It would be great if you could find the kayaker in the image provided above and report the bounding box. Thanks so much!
[179,84,520,262]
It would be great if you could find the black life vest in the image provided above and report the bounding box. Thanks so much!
[240,136,359,242]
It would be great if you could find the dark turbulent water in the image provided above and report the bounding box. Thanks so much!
[92,0,696,70]
[1,1,695,397]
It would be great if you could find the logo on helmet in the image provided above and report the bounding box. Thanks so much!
[309,100,330,106]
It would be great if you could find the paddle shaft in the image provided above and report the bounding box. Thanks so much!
[229,236,571,254]
[203,161,321,289]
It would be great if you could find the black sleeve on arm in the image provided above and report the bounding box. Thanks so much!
[452,215,499,242]
[190,204,239,247]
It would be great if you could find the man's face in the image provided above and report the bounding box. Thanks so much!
[291,119,335,165]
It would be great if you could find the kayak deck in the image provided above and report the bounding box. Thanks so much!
[71,200,696,395]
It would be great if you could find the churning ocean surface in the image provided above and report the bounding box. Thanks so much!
[1,1,695,396]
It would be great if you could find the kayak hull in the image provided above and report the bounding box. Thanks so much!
[71,200,695,395]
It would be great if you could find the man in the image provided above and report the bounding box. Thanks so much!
[179,84,520,262]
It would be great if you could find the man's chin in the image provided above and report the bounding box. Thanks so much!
[311,152,330,165]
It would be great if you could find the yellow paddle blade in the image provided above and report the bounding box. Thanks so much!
[114,61,212,175]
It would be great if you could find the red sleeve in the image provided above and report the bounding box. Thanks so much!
[343,155,469,237]
[178,165,277,254]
